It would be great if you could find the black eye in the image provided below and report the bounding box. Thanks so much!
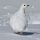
[24,5,25,6]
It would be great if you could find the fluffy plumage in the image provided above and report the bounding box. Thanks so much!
[10,3,29,33]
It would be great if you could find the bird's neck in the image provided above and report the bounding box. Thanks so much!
[19,7,25,14]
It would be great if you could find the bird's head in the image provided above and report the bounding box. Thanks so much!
[20,3,30,10]
[20,3,29,10]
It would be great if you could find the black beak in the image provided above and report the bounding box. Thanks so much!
[27,5,30,6]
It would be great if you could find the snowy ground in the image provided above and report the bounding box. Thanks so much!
[0,24,40,40]
[0,0,40,40]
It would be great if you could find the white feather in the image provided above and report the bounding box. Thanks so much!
[10,4,29,32]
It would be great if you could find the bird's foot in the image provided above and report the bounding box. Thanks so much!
[15,32,23,35]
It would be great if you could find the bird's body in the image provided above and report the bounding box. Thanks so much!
[10,4,29,34]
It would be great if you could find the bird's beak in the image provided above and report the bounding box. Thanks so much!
[27,5,30,7]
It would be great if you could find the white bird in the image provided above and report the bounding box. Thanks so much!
[10,4,29,34]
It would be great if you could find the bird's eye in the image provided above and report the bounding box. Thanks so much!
[24,5,25,6]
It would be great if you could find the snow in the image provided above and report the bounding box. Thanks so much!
[0,0,40,40]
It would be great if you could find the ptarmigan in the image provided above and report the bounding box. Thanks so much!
[10,4,29,34]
